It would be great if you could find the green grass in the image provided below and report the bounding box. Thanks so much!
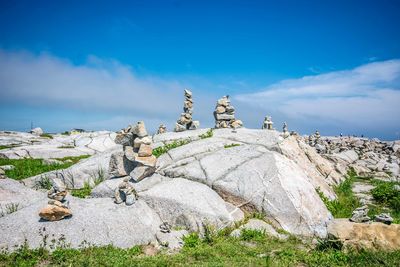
[224,143,241,148]
[0,155,90,180]
[71,182,92,198]
[199,129,213,139]
[1,230,399,266]
[58,145,75,149]
[0,145,13,150]
[369,179,400,223]
[40,133,53,139]
[317,170,360,218]
[152,139,191,157]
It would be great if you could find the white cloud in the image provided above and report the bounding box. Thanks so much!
[235,60,400,138]
[0,49,217,131]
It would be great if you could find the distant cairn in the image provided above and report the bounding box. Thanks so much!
[174,89,200,132]
[214,95,243,129]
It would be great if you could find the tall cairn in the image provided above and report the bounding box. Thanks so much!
[174,89,200,132]
[214,95,243,128]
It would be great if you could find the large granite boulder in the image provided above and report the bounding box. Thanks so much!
[156,129,333,237]
[141,178,243,232]
[0,197,161,250]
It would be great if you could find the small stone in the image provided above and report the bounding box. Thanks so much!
[125,194,136,206]
[189,120,200,130]
[132,121,148,138]
[174,123,186,132]
[135,155,157,167]
[0,168,5,178]
[0,165,14,171]
[138,144,153,157]
[375,213,393,225]
[216,106,226,114]
[124,146,137,161]
[157,124,167,134]
[216,113,235,121]
[349,205,370,223]
[231,120,243,129]
[130,165,155,182]
[39,205,72,221]
[134,136,152,149]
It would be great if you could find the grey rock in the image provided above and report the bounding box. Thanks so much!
[30,127,44,136]
[156,230,188,250]
[109,151,136,178]
[130,165,155,182]
[350,206,370,223]
[0,197,162,250]
[42,159,63,166]
[0,165,14,171]
[374,213,393,225]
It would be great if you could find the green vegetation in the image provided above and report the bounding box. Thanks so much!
[40,133,54,139]
[152,139,191,157]
[317,170,360,218]
[58,145,75,149]
[369,179,400,223]
[34,175,52,190]
[1,229,400,266]
[199,129,213,139]
[0,155,90,180]
[71,182,92,198]
[70,168,105,198]
[0,145,13,150]
[61,131,70,136]
[224,143,241,148]
[0,203,20,217]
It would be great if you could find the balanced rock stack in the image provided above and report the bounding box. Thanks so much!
[39,184,72,221]
[110,121,156,182]
[174,89,200,132]
[214,95,243,128]
[157,124,167,134]
[114,177,139,206]
[262,116,274,130]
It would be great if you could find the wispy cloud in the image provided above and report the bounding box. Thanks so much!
[235,60,400,138]
[0,49,218,131]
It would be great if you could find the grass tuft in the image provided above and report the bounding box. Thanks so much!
[198,129,213,139]
[224,143,241,148]
[40,133,53,139]
[152,140,191,157]
[0,155,90,180]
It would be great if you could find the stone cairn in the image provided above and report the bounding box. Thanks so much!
[349,205,370,223]
[115,177,139,206]
[157,124,167,134]
[174,89,200,132]
[111,121,156,182]
[214,95,243,129]
[39,184,72,221]
[262,116,274,130]
[282,122,290,138]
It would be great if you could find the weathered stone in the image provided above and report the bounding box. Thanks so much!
[374,213,393,225]
[174,123,186,132]
[0,165,14,171]
[114,177,138,206]
[262,116,274,130]
[230,219,288,240]
[188,121,200,130]
[216,106,226,114]
[124,146,137,161]
[133,136,152,149]
[109,151,135,177]
[39,204,72,221]
[216,113,235,121]
[132,121,148,138]
[350,206,370,223]
[130,165,155,182]
[231,119,243,129]
[135,155,157,167]
[328,218,400,250]
[157,124,167,134]
[30,127,44,136]
[138,144,153,157]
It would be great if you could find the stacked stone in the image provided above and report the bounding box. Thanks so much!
[214,95,243,128]
[39,184,72,221]
[262,116,274,130]
[282,122,290,138]
[110,121,156,182]
[114,177,139,206]
[157,124,167,134]
[174,89,200,132]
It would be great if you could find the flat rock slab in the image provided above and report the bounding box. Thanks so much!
[0,131,119,159]
[0,197,161,251]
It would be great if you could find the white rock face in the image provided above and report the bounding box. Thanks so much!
[0,197,161,250]
[0,131,119,159]
[230,219,287,239]
[156,130,335,237]
[0,178,47,217]
[141,178,238,232]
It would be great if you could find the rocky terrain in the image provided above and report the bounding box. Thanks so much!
[0,126,399,253]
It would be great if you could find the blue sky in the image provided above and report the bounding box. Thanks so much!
[1,0,400,139]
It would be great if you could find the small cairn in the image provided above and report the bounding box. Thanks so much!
[262,116,274,130]
[39,184,72,221]
[157,124,167,134]
[174,89,200,132]
[115,177,139,206]
[214,95,243,128]
[349,205,370,223]
[374,213,393,225]
[282,122,290,138]
[110,121,156,181]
